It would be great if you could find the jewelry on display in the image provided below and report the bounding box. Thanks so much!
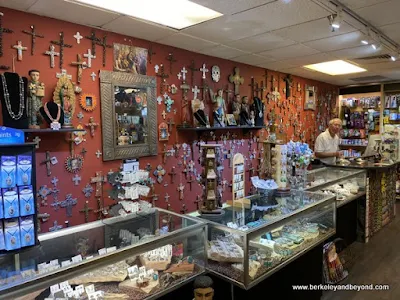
[0,74,25,120]
[44,102,61,130]
[255,98,263,118]
[19,166,30,184]
[3,167,14,186]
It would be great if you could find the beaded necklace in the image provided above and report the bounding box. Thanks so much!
[0,74,25,120]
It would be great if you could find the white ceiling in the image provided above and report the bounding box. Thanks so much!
[1,0,400,86]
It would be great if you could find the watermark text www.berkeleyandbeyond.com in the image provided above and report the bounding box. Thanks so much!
[292,284,390,292]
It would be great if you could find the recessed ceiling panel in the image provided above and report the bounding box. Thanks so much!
[103,16,177,41]
[355,0,400,27]
[190,0,275,15]
[259,44,320,60]
[256,60,296,71]
[339,0,391,9]
[231,54,275,65]
[379,22,400,44]
[304,31,363,52]
[156,33,218,52]
[198,45,247,59]
[0,0,38,11]
[225,32,296,53]
[271,19,356,43]
[28,0,119,27]
[281,53,338,67]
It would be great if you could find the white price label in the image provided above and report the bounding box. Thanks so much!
[61,260,72,268]
[85,284,95,295]
[71,255,83,263]
[106,246,117,253]
[98,248,106,255]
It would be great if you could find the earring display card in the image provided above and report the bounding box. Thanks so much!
[230,153,249,208]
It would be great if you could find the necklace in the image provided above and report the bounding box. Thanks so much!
[255,98,263,118]
[19,166,30,184]
[44,102,61,130]
[0,74,25,120]
[3,167,14,186]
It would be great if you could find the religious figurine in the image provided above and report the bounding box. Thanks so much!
[240,96,251,125]
[27,69,44,129]
[232,94,241,125]
[191,96,208,127]
[209,88,226,127]
[193,276,214,300]
[53,74,76,128]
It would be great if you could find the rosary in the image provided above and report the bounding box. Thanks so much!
[0,74,25,120]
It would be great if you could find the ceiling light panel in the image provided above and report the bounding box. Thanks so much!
[304,60,367,75]
[70,0,223,29]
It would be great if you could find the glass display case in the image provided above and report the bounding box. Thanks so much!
[203,190,335,289]
[306,167,366,207]
[0,208,206,300]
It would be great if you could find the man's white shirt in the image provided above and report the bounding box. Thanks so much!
[314,129,339,165]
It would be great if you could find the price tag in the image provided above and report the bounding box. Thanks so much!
[86,255,94,260]
[85,284,95,295]
[106,246,117,253]
[50,283,60,295]
[98,248,106,255]
[50,259,59,266]
[59,281,69,290]
[61,260,71,268]
[75,285,85,295]
[71,255,83,263]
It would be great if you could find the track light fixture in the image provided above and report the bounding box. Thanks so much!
[328,6,342,32]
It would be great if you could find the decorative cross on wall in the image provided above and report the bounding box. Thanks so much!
[229,67,244,95]
[79,201,93,223]
[200,63,209,79]
[45,45,59,68]
[72,174,81,186]
[51,32,72,68]
[61,194,77,217]
[22,25,44,55]
[96,35,112,67]
[49,220,63,232]
[83,48,95,68]
[12,41,27,61]
[0,12,14,57]
[74,31,83,44]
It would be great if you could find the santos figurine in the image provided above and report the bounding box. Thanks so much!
[27,70,45,128]
[209,88,226,127]
[232,94,241,125]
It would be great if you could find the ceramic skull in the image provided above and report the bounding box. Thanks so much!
[211,65,220,82]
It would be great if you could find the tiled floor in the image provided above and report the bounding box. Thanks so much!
[322,204,400,300]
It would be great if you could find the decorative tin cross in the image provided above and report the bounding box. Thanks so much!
[61,194,77,217]
[51,176,59,186]
[49,220,63,232]
[74,31,83,44]
[82,183,94,198]
[72,174,81,186]
[51,198,62,211]
[79,200,93,223]
[83,48,95,68]
[153,165,166,184]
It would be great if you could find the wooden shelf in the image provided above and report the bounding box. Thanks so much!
[0,142,37,148]
[177,125,265,131]
[22,128,85,133]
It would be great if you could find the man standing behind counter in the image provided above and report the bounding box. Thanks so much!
[315,118,343,164]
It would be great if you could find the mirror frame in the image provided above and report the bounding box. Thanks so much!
[99,70,157,161]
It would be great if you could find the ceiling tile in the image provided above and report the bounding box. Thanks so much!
[271,19,356,43]
[259,44,320,60]
[339,0,391,9]
[304,31,363,52]
[231,54,275,65]
[0,0,37,11]
[156,33,218,52]
[379,22,400,44]
[280,53,338,67]
[190,0,275,15]
[328,44,387,60]
[355,0,400,27]
[225,32,296,53]
[183,0,330,43]
[198,45,247,59]
[103,16,177,42]
[28,0,119,27]
[256,61,296,71]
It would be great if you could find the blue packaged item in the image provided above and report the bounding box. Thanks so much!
[4,218,21,250]
[19,216,34,247]
[2,188,19,218]
[0,195,3,219]
[17,155,32,186]
[1,156,16,188]
[0,222,4,250]
[18,186,34,216]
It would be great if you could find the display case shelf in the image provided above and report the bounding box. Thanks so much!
[0,208,207,300]
[177,125,265,131]
[22,128,85,133]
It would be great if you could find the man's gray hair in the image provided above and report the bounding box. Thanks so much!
[329,118,341,125]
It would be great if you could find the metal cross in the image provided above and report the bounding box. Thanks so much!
[200,63,209,79]
[49,220,63,232]
[61,194,77,217]
[51,32,72,68]
[83,48,95,68]
[177,183,185,200]
[74,31,83,44]
[180,67,188,81]
[95,150,102,159]
[188,60,199,85]
[166,53,177,74]
[45,45,59,68]
[41,151,52,176]
[90,71,96,81]
[82,183,94,198]
[0,12,13,57]
[90,171,107,197]
[51,176,59,186]
[164,193,170,203]
[162,110,167,120]
[72,174,81,186]
[85,29,100,56]
[51,197,62,211]
[148,44,156,64]
[168,167,177,183]
[167,118,175,132]
[37,211,50,233]
[22,25,44,55]
[187,174,194,191]
[77,111,84,121]
[79,200,93,223]
[95,35,112,67]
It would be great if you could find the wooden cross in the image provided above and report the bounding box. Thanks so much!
[156,64,169,94]
[229,67,244,95]
[224,85,234,103]
[148,44,156,64]
[259,80,266,100]
[187,174,194,191]
[249,77,256,98]
[51,32,72,68]
[0,12,13,57]
[85,116,99,137]
[85,30,100,56]
[37,211,50,233]
[41,151,52,177]
[70,54,87,83]
[72,174,81,185]
[162,144,169,164]
[166,53,177,74]
[74,31,83,44]
[180,204,188,214]
[195,195,202,210]
[80,201,93,223]
[162,110,167,120]
[83,48,95,68]
[167,118,175,132]
[94,197,109,220]
[164,193,170,203]
[284,74,293,98]
[96,35,112,67]
[45,45,59,68]
[188,60,199,85]
[80,148,87,157]
[22,25,44,55]
[168,167,177,183]
[226,149,234,168]
[12,41,27,61]
[33,136,41,148]
[177,183,185,200]
[90,171,107,197]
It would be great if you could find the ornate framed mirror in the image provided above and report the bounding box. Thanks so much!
[100,71,157,161]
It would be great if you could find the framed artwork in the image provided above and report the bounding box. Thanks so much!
[80,93,97,112]
[65,154,84,173]
[99,70,157,161]
[113,43,148,75]
[304,85,317,111]
[158,122,169,141]
[226,114,237,126]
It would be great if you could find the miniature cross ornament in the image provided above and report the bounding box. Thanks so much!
[200,63,208,79]
[22,25,44,55]
[229,67,244,95]
[192,85,200,99]
[164,193,170,203]
[90,71,96,81]
[41,151,52,176]
[85,117,99,137]
[12,41,27,61]
[168,167,177,183]
[45,45,60,68]
[74,32,83,44]
[95,150,102,159]
[56,69,72,80]
[177,183,185,200]
[83,48,96,68]
[91,171,107,197]
[177,73,182,80]
[72,174,81,186]
[162,110,167,120]
[51,176,59,186]
[167,118,175,133]
[166,53,177,74]
[49,221,63,232]
[79,201,93,223]
[61,194,77,217]
[187,174,194,191]
[181,67,188,81]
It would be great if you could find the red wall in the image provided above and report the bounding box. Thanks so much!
[0,8,338,232]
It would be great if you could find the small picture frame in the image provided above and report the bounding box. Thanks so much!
[80,93,97,112]
[304,85,316,111]
[158,122,169,141]
[226,114,237,126]
[65,154,84,173]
